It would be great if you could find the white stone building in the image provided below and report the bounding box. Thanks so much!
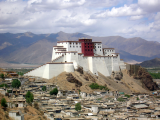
[24,39,126,79]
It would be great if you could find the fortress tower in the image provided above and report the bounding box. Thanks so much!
[24,39,126,79]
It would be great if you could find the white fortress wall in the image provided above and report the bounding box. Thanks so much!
[52,54,64,62]
[77,54,85,67]
[51,47,55,61]
[54,52,64,59]
[112,57,120,72]
[70,53,79,69]
[94,43,103,56]
[64,63,74,72]
[94,57,110,76]
[25,64,49,79]
[67,42,81,53]
[103,48,115,56]
[104,57,113,75]
[80,57,89,71]
[66,53,72,62]
[48,63,65,79]
[88,57,98,76]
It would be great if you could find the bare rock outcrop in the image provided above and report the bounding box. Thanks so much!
[111,71,123,80]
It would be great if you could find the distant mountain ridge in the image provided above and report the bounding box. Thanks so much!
[0,31,160,65]
[138,58,160,68]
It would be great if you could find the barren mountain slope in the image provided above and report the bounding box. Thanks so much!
[6,40,56,64]
[46,70,150,94]
[121,70,149,93]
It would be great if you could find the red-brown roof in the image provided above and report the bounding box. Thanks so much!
[47,62,73,64]
[93,42,102,43]
[55,51,77,53]
[103,48,115,49]
[57,41,81,43]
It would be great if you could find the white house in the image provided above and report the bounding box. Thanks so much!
[24,39,126,79]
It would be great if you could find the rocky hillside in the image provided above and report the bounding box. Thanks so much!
[46,69,149,94]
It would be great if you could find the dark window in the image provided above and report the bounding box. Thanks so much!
[100,49,101,51]
[88,46,89,48]
[88,49,90,51]
[70,46,71,47]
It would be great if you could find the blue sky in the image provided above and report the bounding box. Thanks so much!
[0,0,160,42]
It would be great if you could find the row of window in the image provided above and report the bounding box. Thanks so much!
[85,43,93,45]
[69,42,80,44]
[85,49,93,51]
[95,46,101,48]
[85,46,93,48]
[104,50,114,52]
[94,49,101,51]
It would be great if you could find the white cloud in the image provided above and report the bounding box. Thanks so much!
[138,0,160,12]
[93,4,145,18]
[0,0,160,42]
[129,15,143,20]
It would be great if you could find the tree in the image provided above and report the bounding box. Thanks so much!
[1,98,7,108]
[42,86,46,91]
[0,73,4,80]
[11,79,21,88]
[75,103,81,111]
[25,91,34,105]
[50,88,58,95]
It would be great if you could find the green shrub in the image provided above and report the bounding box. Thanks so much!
[75,103,81,111]
[137,97,140,100]
[125,94,130,98]
[42,86,46,91]
[89,83,99,89]
[50,88,58,95]
[25,91,34,104]
[1,98,7,108]
[117,97,125,102]
[99,85,106,90]
[89,83,109,90]
[0,84,8,88]
[11,79,21,88]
